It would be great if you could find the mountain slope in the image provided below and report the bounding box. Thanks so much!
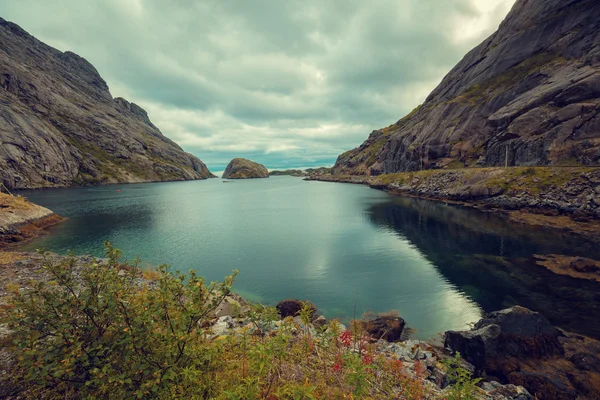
[0,18,215,189]
[333,0,600,175]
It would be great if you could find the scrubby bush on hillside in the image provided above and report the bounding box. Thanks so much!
[2,245,479,399]
[4,243,236,398]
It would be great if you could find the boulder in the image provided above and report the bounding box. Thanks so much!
[482,381,532,400]
[361,315,406,342]
[445,307,573,399]
[445,306,563,370]
[312,315,328,329]
[214,293,250,318]
[222,158,269,179]
[444,324,502,371]
[275,299,316,321]
[210,316,237,337]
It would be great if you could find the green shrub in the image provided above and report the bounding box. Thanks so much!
[3,245,435,399]
[442,352,482,400]
[4,243,237,399]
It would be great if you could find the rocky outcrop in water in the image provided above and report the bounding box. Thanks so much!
[222,158,269,179]
[0,193,63,247]
[0,18,215,189]
[333,0,600,175]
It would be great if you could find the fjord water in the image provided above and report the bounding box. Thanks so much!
[18,177,600,339]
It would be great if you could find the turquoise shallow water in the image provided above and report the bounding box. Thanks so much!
[17,177,600,339]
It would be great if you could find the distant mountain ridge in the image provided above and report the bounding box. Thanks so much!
[332,0,600,175]
[0,17,215,189]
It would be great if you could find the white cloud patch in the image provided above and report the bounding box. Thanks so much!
[0,0,516,170]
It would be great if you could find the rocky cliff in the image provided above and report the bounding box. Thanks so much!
[0,18,215,189]
[222,158,269,179]
[333,0,600,175]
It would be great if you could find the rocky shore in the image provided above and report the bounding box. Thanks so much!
[0,193,64,248]
[307,167,600,240]
[1,251,599,399]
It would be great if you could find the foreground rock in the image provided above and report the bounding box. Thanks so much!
[332,0,600,176]
[0,193,64,247]
[222,158,269,179]
[445,306,600,399]
[0,254,547,399]
[361,314,407,342]
[0,18,214,190]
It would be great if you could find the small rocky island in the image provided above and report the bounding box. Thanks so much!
[222,158,269,179]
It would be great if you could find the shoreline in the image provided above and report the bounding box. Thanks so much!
[306,167,600,241]
[9,174,218,192]
[0,193,65,249]
[0,251,599,398]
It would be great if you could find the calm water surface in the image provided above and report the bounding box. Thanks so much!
[17,177,600,339]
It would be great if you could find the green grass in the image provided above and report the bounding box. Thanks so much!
[374,166,599,196]
[450,53,566,104]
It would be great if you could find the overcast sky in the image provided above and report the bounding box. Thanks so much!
[1,0,515,172]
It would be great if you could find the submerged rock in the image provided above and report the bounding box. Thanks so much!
[222,158,269,179]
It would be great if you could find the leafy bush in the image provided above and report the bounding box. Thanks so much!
[4,243,236,398]
[442,352,482,400]
[3,244,448,399]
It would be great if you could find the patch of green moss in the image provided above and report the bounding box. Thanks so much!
[374,166,599,197]
[484,166,589,195]
[450,53,566,104]
[399,104,422,122]
[445,160,466,169]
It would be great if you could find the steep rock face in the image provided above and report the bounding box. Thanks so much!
[0,18,215,189]
[222,158,269,179]
[333,0,600,175]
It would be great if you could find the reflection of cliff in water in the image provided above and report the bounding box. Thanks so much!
[366,196,600,339]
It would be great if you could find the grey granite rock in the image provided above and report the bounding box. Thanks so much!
[332,0,600,175]
[0,18,215,189]
[222,158,269,179]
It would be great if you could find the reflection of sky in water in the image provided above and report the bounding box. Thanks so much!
[17,177,600,339]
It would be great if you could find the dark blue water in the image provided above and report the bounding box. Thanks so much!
[17,177,600,339]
